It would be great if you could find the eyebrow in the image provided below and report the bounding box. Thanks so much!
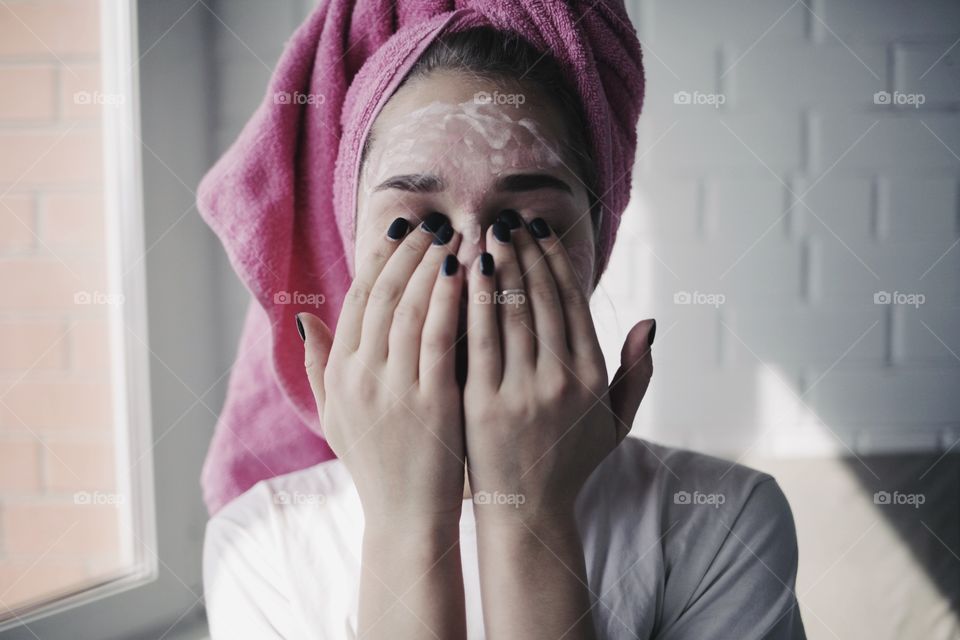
[373,172,573,195]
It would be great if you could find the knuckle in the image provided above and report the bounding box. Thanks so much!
[368,279,404,305]
[392,301,425,329]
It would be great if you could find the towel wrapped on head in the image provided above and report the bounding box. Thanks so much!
[197,0,646,515]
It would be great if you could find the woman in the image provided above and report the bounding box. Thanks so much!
[201,5,805,640]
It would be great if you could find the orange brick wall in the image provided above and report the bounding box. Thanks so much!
[0,0,124,611]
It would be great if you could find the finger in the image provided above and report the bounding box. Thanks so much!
[506,211,568,365]
[485,219,535,374]
[420,253,464,387]
[360,212,449,360]
[298,312,335,417]
[336,216,413,352]
[467,251,500,388]
[609,319,655,446]
[389,225,461,382]
[529,218,602,363]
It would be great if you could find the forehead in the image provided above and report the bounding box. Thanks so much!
[362,72,576,191]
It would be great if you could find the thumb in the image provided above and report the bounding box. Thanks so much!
[609,318,655,446]
[297,312,334,416]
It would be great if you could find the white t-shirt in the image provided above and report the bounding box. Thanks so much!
[203,438,806,639]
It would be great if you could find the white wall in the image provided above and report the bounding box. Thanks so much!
[598,0,960,458]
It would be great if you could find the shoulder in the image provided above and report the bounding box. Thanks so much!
[583,438,802,637]
[204,458,356,558]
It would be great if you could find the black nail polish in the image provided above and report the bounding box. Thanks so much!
[479,252,494,276]
[421,211,448,233]
[492,220,511,243]
[386,217,409,240]
[497,209,524,229]
[295,313,306,342]
[529,217,551,239]
[647,319,657,347]
[442,254,459,276]
[433,222,454,245]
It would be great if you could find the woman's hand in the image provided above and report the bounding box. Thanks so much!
[299,213,466,528]
[298,213,468,639]
[464,215,655,524]
[464,214,654,640]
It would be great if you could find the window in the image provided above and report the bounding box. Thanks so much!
[0,0,156,632]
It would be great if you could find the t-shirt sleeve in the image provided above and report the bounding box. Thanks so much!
[203,485,301,639]
[657,478,806,640]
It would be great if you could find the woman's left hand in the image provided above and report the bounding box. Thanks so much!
[463,215,656,526]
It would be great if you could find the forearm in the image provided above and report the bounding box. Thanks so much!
[476,510,597,640]
[358,519,466,639]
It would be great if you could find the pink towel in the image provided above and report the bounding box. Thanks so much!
[197,0,646,515]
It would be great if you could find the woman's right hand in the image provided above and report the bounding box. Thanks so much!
[297,213,466,530]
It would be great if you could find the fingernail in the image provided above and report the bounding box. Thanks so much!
[421,211,448,233]
[442,254,459,276]
[647,319,657,347]
[528,217,551,239]
[492,220,511,243]
[295,313,306,342]
[479,252,494,276]
[432,222,454,245]
[386,217,409,240]
[497,208,523,229]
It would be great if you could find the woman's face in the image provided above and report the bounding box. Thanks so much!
[355,70,597,299]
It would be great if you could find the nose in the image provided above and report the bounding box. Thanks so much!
[453,213,487,271]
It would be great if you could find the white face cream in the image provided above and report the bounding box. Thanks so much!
[360,99,568,244]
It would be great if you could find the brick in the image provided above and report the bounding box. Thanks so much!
[629,177,701,236]
[794,177,874,239]
[0,380,113,431]
[0,321,69,370]
[0,437,41,490]
[705,177,786,238]
[0,65,56,120]
[732,44,887,110]
[895,303,960,363]
[68,318,111,372]
[0,558,89,610]
[0,194,36,250]
[0,131,102,186]
[0,0,100,57]
[815,114,960,172]
[42,191,105,249]
[812,238,960,304]
[651,0,806,47]
[60,64,103,121]
[0,259,108,311]
[44,439,116,492]
[2,502,120,555]
[895,43,960,105]
[882,177,958,239]
[640,113,802,174]
[652,238,803,305]
[805,368,960,425]
[818,0,960,40]
[726,304,887,367]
